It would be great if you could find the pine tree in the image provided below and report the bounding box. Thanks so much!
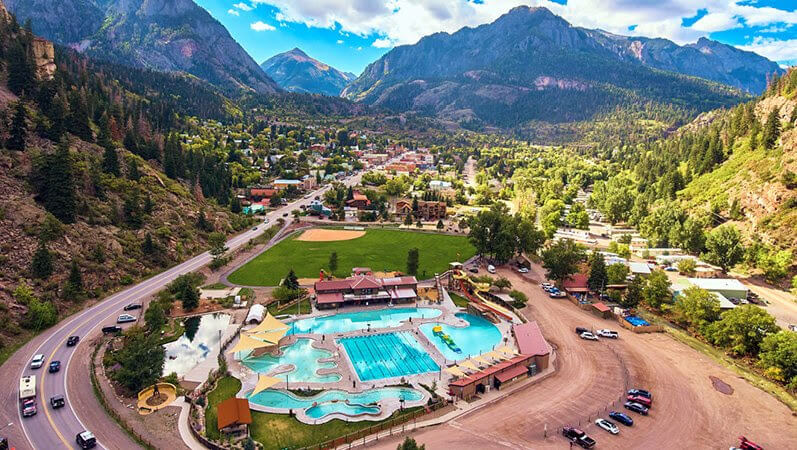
[127,157,141,181]
[141,233,155,255]
[102,146,120,176]
[30,241,53,279]
[63,260,84,300]
[761,108,781,150]
[7,41,35,96]
[30,138,77,223]
[44,93,67,141]
[6,101,27,151]
[66,90,92,142]
[284,269,299,290]
[181,283,199,311]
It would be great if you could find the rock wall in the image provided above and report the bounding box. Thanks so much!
[32,37,56,80]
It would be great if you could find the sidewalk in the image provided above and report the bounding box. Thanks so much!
[174,396,205,450]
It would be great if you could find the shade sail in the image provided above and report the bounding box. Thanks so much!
[472,355,491,366]
[246,313,288,334]
[227,334,272,354]
[496,346,517,355]
[250,376,281,396]
[445,366,467,377]
[459,360,479,371]
[251,328,288,345]
[484,351,506,360]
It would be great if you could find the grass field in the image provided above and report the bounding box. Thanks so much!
[228,229,476,286]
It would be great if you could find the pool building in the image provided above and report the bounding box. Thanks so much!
[314,273,419,309]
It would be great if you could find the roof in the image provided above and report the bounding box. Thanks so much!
[316,292,344,304]
[350,275,382,290]
[217,398,252,430]
[389,287,417,299]
[382,276,418,286]
[250,188,276,197]
[245,304,265,323]
[687,278,748,293]
[592,302,611,313]
[495,364,529,383]
[710,292,737,309]
[449,354,532,387]
[513,322,551,357]
[273,179,301,184]
[315,279,353,291]
[563,273,589,290]
[629,262,651,274]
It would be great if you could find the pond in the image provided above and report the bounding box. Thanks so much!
[163,313,231,377]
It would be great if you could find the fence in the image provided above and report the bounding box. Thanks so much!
[299,401,447,450]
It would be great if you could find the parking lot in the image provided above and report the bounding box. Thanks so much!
[368,265,797,449]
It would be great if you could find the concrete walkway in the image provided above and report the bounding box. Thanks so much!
[173,396,205,450]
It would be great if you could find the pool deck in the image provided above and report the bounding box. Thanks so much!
[226,299,521,424]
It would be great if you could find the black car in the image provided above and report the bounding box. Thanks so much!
[624,401,649,415]
[76,431,97,449]
[609,411,634,426]
[562,427,596,449]
[48,360,61,373]
[627,389,652,399]
[102,325,122,334]
[66,335,80,347]
[50,395,65,409]
[123,303,142,311]
[575,327,590,335]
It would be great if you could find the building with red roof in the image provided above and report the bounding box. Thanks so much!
[563,272,589,293]
[448,354,535,400]
[512,321,551,370]
[314,273,418,309]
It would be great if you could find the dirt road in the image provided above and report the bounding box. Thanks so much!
[368,265,797,450]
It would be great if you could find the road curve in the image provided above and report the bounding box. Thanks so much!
[3,172,362,450]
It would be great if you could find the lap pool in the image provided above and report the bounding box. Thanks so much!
[241,338,342,383]
[288,307,441,335]
[340,332,440,381]
[248,387,424,420]
[420,313,502,361]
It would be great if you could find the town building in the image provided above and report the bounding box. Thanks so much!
[314,274,419,309]
[346,192,371,209]
[394,200,447,221]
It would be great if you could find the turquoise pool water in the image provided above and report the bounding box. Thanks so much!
[241,338,342,383]
[248,387,423,419]
[340,332,440,381]
[288,307,441,335]
[420,313,502,361]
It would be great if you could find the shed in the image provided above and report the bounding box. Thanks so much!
[245,304,266,324]
[629,262,651,276]
[686,278,748,300]
[217,397,252,432]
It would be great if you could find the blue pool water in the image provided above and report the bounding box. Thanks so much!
[420,313,502,361]
[288,307,441,335]
[340,332,440,381]
[625,315,650,327]
[248,387,423,419]
[242,338,342,383]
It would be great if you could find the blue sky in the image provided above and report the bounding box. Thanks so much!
[195,0,797,75]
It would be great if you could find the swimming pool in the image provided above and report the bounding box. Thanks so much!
[163,313,230,376]
[420,313,502,361]
[288,307,441,335]
[340,332,440,381]
[625,315,651,327]
[242,338,342,383]
[248,387,423,419]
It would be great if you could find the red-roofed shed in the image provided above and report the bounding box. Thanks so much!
[563,273,589,293]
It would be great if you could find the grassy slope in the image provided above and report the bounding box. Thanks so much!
[205,376,242,441]
[228,229,476,286]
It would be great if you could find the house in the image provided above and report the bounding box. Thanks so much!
[448,354,536,400]
[346,192,371,209]
[273,179,302,190]
[629,262,652,276]
[395,200,413,218]
[512,321,551,370]
[429,180,452,191]
[314,274,418,309]
[417,201,446,220]
[562,272,589,294]
[301,176,317,191]
[249,188,276,202]
[216,398,252,436]
[685,278,749,300]
[308,200,332,217]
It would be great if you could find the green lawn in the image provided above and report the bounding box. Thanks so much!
[268,299,312,316]
[449,292,470,308]
[205,376,242,441]
[228,229,475,286]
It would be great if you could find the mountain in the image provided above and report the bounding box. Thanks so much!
[343,7,769,129]
[260,48,355,96]
[4,0,279,95]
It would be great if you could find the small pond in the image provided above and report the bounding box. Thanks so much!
[163,313,231,377]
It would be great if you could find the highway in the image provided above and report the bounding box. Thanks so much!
[3,171,363,450]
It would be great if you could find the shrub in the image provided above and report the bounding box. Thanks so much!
[508,289,528,308]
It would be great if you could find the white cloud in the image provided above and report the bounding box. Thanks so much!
[336,39,344,44]
[372,38,393,48]
[227,9,240,16]
[234,2,254,11]
[251,21,276,31]
[738,37,797,65]
[690,12,740,32]
[356,46,363,51]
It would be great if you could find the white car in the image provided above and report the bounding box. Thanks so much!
[595,418,619,435]
[579,332,599,341]
[117,314,136,324]
[541,283,554,290]
[30,353,45,369]
[596,329,619,339]
[517,267,530,273]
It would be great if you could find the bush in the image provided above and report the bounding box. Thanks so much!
[508,290,528,308]
[272,286,306,303]
[677,259,696,275]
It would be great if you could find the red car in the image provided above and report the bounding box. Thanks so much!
[738,436,763,450]
[627,395,651,407]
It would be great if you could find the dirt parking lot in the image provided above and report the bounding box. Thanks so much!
[369,265,797,450]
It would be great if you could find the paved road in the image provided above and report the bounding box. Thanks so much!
[2,172,363,450]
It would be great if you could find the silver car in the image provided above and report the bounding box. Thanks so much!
[595,418,619,435]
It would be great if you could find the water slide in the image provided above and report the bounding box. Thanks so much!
[451,270,515,321]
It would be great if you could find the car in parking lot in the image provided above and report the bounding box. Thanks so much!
[627,389,652,399]
[561,427,596,448]
[596,329,619,339]
[48,360,61,373]
[624,401,649,415]
[575,327,590,335]
[117,314,136,323]
[579,332,599,341]
[50,395,65,409]
[30,354,45,369]
[76,431,97,449]
[468,267,479,273]
[664,266,678,271]
[101,325,122,334]
[549,290,566,298]
[517,267,529,273]
[66,335,80,346]
[123,303,142,311]
[609,411,634,426]
[627,394,652,407]
[595,418,619,435]
[21,399,37,417]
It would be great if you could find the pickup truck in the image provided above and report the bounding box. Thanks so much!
[562,426,596,448]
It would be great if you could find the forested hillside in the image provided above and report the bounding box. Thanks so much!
[0,12,254,357]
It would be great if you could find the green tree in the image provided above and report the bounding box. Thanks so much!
[181,283,200,311]
[112,327,165,392]
[328,252,338,274]
[436,219,444,230]
[707,305,779,356]
[759,331,797,388]
[30,138,77,223]
[208,232,228,261]
[144,302,167,332]
[407,248,419,276]
[15,283,58,331]
[38,213,64,242]
[677,258,696,276]
[62,260,84,301]
[587,252,607,292]
[397,437,425,450]
[141,233,156,255]
[703,225,745,272]
[6,101,27,151]
[493,277,512,292]
[508,290,528,308]
[102,146,121,177]
[515,218,545,257]
[284,269,300,290]
[403,212,413,226]
[622,276,644,308]
[606,263,629,284]
[761,107,780,150]
[643,270,671,309]
[756,249,793,283]
[674,287,721,334]
[6,41,35,96]
[541,239,585,286]
[30,241,53,279]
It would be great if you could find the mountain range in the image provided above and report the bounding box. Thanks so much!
[261,48,355,96]
[343,6,780,127]
[4,0,279,94]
